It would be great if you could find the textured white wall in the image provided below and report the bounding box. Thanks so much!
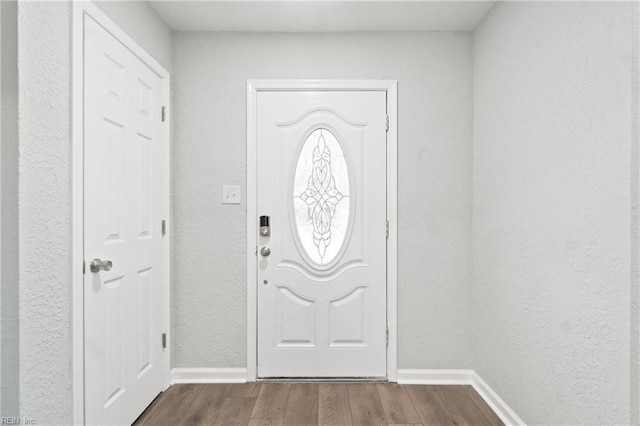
[634,4,640,423]
[18,1,72,422]
[633,4,640,424]
[1,0,3,410]
[172,32,473,370]
[17,1,172,422]
[1,0,19,417]
[472,2,634,424]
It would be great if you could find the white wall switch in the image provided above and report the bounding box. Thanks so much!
[222,185,241,204]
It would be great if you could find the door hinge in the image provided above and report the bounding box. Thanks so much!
[386,327,389,347]
[161,106,166,122]
[386,220,389,238]
[386,115,389,132]
[83,260,86,274]
[162,219,166,237]
[162,333,167,349]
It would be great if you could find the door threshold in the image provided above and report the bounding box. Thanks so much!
[258,377,387,383]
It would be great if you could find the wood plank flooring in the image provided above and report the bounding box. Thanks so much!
[134,383,503,426]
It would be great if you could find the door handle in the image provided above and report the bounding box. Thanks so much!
[260,247,271,257]
[90,258,113,273]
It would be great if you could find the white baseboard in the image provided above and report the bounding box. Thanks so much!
[471,372,526,426]
[397,369,474,384]
[397,369,525,425]
[170,368,248,384]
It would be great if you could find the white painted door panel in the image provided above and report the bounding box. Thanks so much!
[257,91,387,378]
[83,15,164,425]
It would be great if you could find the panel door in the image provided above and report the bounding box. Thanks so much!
[83,15,165,425]
[256,90,387,378]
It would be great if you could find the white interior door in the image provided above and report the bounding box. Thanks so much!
[256,90,387,378]
[83,15,165,425]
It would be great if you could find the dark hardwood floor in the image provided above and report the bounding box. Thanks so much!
[134,383,503,426]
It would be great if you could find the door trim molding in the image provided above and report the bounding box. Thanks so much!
[246,79,398,381]
[71,2,171,424]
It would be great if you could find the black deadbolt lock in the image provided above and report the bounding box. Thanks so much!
[260,216,270,236]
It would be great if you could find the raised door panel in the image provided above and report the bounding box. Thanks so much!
[276,286,316,348]
[104,119,125,243]
[103,275,125,408]
[136,133,152,238]
[137,268,153,379]
[329,286,368,348]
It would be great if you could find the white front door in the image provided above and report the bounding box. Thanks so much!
[83,15,165,425]
[256,90,388,378]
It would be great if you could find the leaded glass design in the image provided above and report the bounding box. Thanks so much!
[293,128,350,265]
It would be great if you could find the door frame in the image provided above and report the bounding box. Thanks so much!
[71,2,171,423]
[246,80,398,382]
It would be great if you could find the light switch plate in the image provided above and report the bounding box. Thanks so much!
[222,185,241,204]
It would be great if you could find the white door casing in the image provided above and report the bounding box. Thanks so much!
[82,13,167,425]
[252,86,396,378]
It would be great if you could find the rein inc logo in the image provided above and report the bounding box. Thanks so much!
[1,418,35,425]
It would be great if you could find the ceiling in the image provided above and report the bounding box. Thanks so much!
[149,1,496,32]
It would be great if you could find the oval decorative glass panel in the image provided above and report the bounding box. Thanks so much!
[293,128,350,266]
